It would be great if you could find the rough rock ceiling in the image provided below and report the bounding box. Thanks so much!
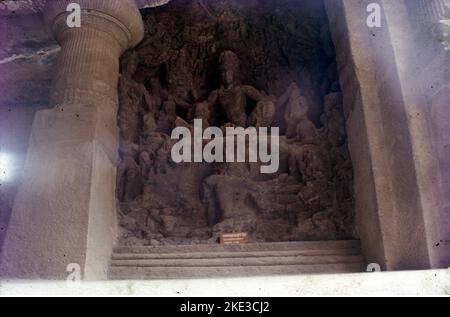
[0,0,46,15]
[0,0,172,15]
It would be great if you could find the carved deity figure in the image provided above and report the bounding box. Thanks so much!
[279,83,318,144]
[156,98,177,135]
[117,141,141,202]
[200,51,275,127]
[118,51,156,142]
[321,93,346,147]
[279,83,332,190]
[139,132,172,178]
[193,102,212,128]
[203,173,257,226]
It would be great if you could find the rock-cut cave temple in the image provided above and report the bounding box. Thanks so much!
[0,0,449,280]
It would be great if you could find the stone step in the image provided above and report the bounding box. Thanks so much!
[109,240,365,279]
[110,254,365,267]
[113,240,361,254]
[111,248,361,260]
[109,263,366,280]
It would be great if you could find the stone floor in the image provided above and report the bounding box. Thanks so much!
[1,269,448,296]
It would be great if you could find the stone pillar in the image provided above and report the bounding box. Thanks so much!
[324,0,449,270]
[380,0,449,269]
[403,0,450,267]
[0,0,144,280]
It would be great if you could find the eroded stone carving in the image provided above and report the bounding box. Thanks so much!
[199,51,275,128]
[116,2,355,245]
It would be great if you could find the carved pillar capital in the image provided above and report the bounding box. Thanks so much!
[42,0,144,108]
[43,0,144,49]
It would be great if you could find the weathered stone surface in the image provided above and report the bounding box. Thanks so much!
[1,0,446,280]
[0,13,57,111]
[0,13,58,251]
[324,0,449,270]
[0,0,172,15]
[116,0,355,246]
[0,0,144,280]
[0,0,46,15]
[109,240,365,279]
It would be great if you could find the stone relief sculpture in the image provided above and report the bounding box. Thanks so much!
[118,51,157,142]
[200,51,276,128]
[116,3,355,245]
[117,141,141,202]
[116,49,355,245]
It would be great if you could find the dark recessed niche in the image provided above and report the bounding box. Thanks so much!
[116,0,354,246]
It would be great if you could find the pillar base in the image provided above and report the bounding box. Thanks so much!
[0,105,118,280]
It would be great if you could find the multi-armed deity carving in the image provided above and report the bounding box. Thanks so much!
[117,48,354,246]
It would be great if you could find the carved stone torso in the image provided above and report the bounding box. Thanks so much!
[217,86,248,126]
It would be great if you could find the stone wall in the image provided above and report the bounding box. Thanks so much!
[0,13,57,250]
[325,0,449,269]
[404,0,450,266]
[324,0,386,268]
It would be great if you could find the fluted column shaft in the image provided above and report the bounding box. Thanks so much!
[0,0,144,280]
[50,27,123,108]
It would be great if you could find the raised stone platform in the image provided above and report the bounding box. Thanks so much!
[109,240,366,280]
